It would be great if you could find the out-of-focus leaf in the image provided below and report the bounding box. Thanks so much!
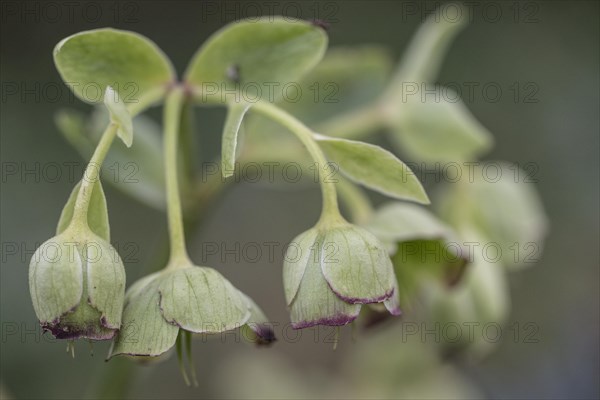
[315,135,429,204]
[242,46,392,163]
[54,28,174,106]
[56,179,110,241]
[390,89,493,162]
[280,46,393,125]
[388,3,467,84]
[363,203,467,309]
[424,231,510,358]
[437,162,548,269]
[55,108,165,210]
[185,18,327,104]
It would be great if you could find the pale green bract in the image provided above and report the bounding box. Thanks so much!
[314,134,430,204]
[56,179,110,241]
[104,86,134,147]
[185,18,327,103]
[221,102,251,177]
[54,28,174,106]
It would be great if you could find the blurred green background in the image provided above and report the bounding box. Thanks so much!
[1,1,598,398]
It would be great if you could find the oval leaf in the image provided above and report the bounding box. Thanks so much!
[222,102,251,177]
[104,86,133,147]
[314,134,429,204]
[54,28,174,105]
[56,179,110,241]
[185,18,327,103]
[391,88,493,162]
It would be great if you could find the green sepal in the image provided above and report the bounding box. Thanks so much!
[319,223,396,304]
[238,292,276,345]
[109,273,179,357]
[285,229,361,328]
[158,266,250,333]
[85,234,126,329]
[29,234,84,324]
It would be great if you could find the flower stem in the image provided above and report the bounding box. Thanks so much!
[251,101,342,224]
[163,87,191,266]
[315,104,385,140]
[71,122,118,226]
[336,178,374,225]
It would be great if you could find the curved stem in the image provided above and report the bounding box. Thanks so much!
[314,104,385,140]
[251,101,342,224]
[71,122,118,225]
[336,178,374,225]
[163,87,191,266]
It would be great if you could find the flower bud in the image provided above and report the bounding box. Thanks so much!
[283,221,400,328]
[29,229,126,340]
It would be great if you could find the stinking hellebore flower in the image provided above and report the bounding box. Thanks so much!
[29,228,126,341]
[283,218,401,328]
[108,262,275,359]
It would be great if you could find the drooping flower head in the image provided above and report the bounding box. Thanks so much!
[29,229,125,341]
[284,218,400,329]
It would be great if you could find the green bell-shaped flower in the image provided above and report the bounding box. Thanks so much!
[29,228,125,340]
[283,219,400,328]
[109,262,274,358]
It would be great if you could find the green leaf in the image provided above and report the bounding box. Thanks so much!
[389,4,467,84]
[364,203,468,308]
[364,202,452,245]
[158,266,250,333]
[437,162,548,269]
[54,28,174,106]
[56,179,110,242]
[104,86,133,147]
[55,108,166,210]
[392,240,467,307]
[390,88,493,162]
[279,45,393,125]
[222,102,251,177]
[314,134,429,204]
[242,46,392,163]
[185,18,327,103]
